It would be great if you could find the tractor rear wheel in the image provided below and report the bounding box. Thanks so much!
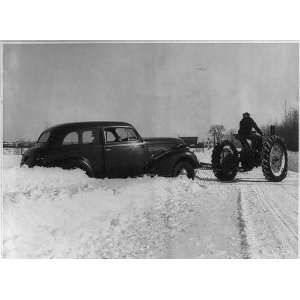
[262,135,288,182]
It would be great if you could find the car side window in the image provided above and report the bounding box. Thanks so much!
[82,129,97,144]
[62,131,79,145]
[104,127,139,143]
[104,129,119,143]
[115,128,128,141]
[126,128,139,141]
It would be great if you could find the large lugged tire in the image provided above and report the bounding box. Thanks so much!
[173,160,195,179]
[212,141,239,181]
[262,135,288,182]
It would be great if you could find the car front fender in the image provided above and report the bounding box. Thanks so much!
[147,147,199,176]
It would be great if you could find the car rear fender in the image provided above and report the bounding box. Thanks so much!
[58,156,95,176]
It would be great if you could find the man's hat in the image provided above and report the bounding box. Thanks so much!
[243,112,250,117]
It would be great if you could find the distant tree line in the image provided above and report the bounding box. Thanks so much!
[3,140,35,148]
[262,106,298,151]
[208,125,225,145]
[208,104,298,152]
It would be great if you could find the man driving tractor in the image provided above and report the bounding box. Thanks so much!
[211,112,287,182]
[238,112,263,151]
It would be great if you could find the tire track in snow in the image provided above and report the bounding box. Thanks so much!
[254,186,298,245]
[237,188,251,259]
[240,184,297,258]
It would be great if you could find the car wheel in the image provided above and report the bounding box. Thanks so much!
[173,161,195,179]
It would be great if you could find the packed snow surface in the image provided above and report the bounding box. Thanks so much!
[2,152,298,258]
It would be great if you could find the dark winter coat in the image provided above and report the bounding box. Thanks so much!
[238,116,263,136]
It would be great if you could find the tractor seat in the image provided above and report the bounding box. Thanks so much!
[233,133,248,144]
[233,133,243,141]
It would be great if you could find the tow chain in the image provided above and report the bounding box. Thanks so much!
[197,163,213,170]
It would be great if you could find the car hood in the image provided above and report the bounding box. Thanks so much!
[143,137,186,155]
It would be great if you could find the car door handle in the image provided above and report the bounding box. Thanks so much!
[105,147,112,151]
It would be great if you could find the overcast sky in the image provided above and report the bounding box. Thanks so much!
[3,43,299,142]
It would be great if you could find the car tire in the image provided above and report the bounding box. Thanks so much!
[173,160,195,179]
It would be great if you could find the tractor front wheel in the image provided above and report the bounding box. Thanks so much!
[212,141,239,181]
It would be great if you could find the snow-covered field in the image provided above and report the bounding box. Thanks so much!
[2,152,298,258]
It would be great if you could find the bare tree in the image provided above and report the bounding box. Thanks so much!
[208,125,226,146]
[277,106,298,151]
[262,104,298,151]
[223,128,235,141]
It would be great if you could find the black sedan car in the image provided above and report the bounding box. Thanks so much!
[21,122,199,179]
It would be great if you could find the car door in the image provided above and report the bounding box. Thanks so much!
[49,130,81,166]
[103,126,146,178]
[79,127,105,177]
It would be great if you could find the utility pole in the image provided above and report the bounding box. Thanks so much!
[213,128,216,146]
[284,99,287,118]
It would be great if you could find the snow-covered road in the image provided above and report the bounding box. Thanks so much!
[194,169,298,258]
[2,153,298,258]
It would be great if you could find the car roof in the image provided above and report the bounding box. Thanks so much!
[46,121,133,132]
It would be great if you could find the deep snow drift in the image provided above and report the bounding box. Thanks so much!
[2,152,298,258]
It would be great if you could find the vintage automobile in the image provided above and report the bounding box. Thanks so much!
[21,122,200,179]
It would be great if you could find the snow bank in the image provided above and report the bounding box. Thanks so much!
[3,159,205,258]
[3,151,297,258]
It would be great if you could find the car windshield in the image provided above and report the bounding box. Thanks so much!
[37,131,51,143]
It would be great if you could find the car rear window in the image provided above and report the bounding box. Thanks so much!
[38,131,51,143]
[62,131,79,145]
